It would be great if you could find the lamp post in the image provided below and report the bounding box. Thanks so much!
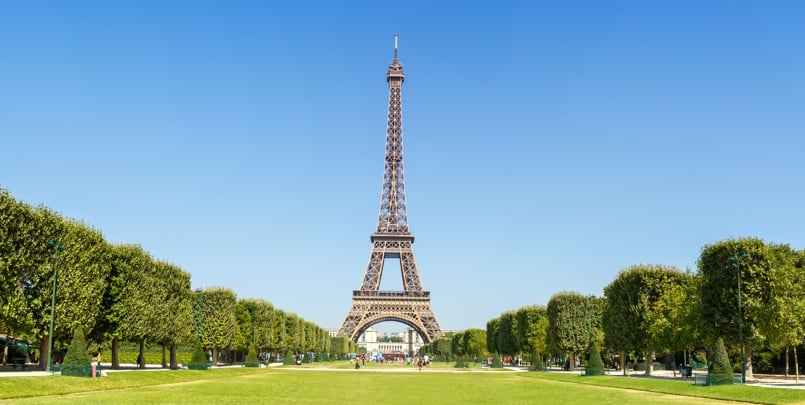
[586,296,593,345]
[195,289,203,341]
[46,240,66,373]
[251,307,257,362]
[728,251,749,384]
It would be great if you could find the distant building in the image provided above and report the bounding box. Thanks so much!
[356,327,424,357]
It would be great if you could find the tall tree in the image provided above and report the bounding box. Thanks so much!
[109,244,157,369]
[603,265,691,375]
[153,261,193,369]
[199,287,237,366]
[462,328,487,362]
[515,305,549,365]
[757,244,805,381]
[547,292,588,370]
[698,237,770,380]
[486,318,499,355]
[497,311,519,356]
[0,190,55,363]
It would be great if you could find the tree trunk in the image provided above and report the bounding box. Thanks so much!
[645,350,654,376]
[744,343,754,381]
[138,340,145,369]
[161,344,168,368]
[620,351,626,376]
[212,346,218,368]
[170,344,178,370]
[39,339,49,371]
[795,346,800,383]
[786,345,790,378]
[111,338,120,369]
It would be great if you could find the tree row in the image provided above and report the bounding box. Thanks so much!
[0,188,330,369]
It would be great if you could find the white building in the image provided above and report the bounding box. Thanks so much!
[356,327,424,357]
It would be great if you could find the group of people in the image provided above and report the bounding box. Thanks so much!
[352,353,431,370]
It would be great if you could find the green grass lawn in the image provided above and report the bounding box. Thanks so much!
[3,365,805,404]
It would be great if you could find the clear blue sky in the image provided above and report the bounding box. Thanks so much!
[2,1,804,335]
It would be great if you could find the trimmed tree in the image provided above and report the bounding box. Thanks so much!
[188,340,208,370]
[61,325,92,377]
[547,292,589,371]
[245,343,259,367]
[698,237,770,380]
[709,337,733,385]
[585,341,605,376]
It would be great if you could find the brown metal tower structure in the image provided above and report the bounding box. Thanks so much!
[337,36,443,343]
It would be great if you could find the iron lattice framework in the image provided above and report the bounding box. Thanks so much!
[337,37,443,344]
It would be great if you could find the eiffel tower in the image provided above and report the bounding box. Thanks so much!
[337,36,443,343]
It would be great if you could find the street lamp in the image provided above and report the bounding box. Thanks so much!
[251,308,257,362]
[728,251,749,384]
[195,289,203,341]
[585,296,593,345]
[46,240,66,373]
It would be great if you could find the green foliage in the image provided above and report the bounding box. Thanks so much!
[490,353,504,368]
[245,343,259,367]
[530,350,544,371]
[61,325,92,377]
[199,287,237,361]
[709,337,734,385]
[547,292,589,357]
[486,318,499,354]
[516,305,548,358]
[0,190,53,338]
[283,350,296,365]
[431,337,453,360]
[462,329,487,361]
[56,218,112,342]
[454,355,470,368]
[330,336,349,356]
[188,340,208,370]
[759,244,805,354]
[497,311,519,355]
[698,238,767,348]
[585,341,605,376]
[603,265,693,360]
[110,245,160,346]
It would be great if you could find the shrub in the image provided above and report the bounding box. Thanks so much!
[490,353,504,368]
[188,340,209,370]
[530,351,545,372]
[245,344,259,368]
[61,325,92,377]
[584,342,605,376]
[283,351,296,365]
[709,337,733,385]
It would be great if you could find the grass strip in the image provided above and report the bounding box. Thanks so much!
[0,367,270,401]
[525,372,805,405]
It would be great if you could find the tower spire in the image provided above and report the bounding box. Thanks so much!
[380,34,406,233]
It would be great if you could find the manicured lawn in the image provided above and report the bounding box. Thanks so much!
[3,366,805,404]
